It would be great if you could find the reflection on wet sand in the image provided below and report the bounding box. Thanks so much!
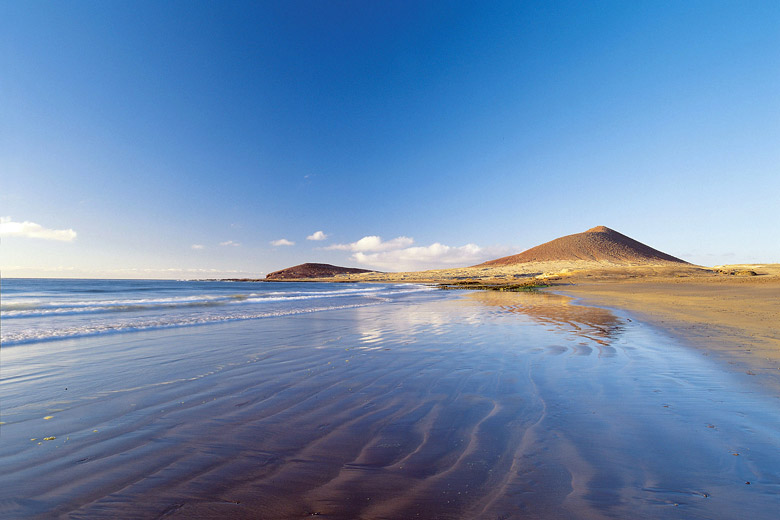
[2,291,780,519]
[461,290,624,346]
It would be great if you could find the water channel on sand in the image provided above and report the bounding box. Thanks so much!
[1,289,779,519]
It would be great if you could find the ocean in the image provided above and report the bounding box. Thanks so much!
[0,278,434,346]
[1,278,779,518]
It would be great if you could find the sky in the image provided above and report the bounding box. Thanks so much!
[2,0,779,278]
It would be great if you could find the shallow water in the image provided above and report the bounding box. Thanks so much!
[1,286,779,519]
[1,279,428,345]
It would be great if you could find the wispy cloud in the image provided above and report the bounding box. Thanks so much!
[270,238,295,246]
[326,235,414,252]
[0,217,77,241]
[191,244,205,250]
[306,230,328,241]
[220,240,241,247]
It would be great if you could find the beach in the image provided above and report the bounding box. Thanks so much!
[556,270,780,391]
[6,2,779,517]
[2,278,780,518]
[332,263,780,385]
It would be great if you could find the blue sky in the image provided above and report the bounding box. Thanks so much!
[2,0,779,278]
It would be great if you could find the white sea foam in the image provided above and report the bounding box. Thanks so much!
[2,301,389,346]
[1,285,414,319]
[0,280,436,346]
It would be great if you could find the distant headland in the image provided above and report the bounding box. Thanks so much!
[265,263,377,280]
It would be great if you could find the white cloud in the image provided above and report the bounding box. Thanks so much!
[191,244,205,250]
[306,230,328,241]
[323,233,516,270]
[326,235,414,252]
[220,240,241,247]
[350,243,515,271]
[270,238,295,246]
[0,217,77,241]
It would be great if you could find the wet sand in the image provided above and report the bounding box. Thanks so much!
[557,276,780,391]
[2,290,780,518]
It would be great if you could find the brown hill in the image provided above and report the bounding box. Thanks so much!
[479,226,688,267]
[266,263,376,280]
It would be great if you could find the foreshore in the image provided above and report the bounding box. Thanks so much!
[4,273,780,518]
[309,262,780,390]
[556,274,780,391]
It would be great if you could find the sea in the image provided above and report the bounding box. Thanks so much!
[2,278,780,519]
[0,278,434,346]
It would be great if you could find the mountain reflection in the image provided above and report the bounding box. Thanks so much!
[462,290,624,345]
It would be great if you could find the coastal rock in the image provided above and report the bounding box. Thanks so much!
[266,263,377,280]
[717,268,758,276]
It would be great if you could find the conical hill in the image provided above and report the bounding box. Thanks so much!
[479,226,688,267]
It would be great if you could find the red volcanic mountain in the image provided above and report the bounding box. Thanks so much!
[479,226,688,266]
[266,263,376,280]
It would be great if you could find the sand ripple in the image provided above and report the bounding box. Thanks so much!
[2,292,780,519]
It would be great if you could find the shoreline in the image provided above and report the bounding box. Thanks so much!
[552,276,780,393]
[268,262,780,391]
[5,275,780,517]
